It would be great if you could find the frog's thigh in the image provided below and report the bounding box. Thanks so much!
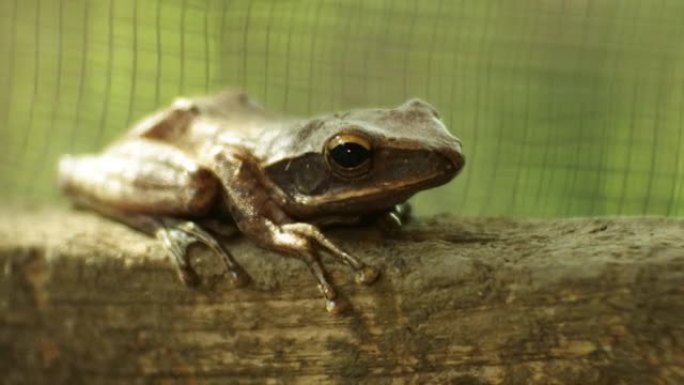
[58,140,219,216]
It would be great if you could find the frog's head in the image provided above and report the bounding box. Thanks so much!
[264,99,465,218]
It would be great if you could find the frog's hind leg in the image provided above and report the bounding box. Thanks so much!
[58,140,218,216]
[58,140,250,287]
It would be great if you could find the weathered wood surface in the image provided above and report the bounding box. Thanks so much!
[0,209,682,385]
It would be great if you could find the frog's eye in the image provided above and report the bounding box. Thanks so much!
[325,133,372,178]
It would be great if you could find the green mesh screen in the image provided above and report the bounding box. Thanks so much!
[1,0,683,217]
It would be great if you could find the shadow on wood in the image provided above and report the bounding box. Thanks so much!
[1,209,682,384]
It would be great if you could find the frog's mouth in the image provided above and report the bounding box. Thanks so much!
[316,170,456,205]
[289,148,465,216]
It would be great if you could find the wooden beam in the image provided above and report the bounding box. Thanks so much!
[1,209,682,384]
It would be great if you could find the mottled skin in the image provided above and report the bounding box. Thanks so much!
[58,90,464,313]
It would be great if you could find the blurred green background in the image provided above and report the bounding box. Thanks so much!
[1,0,683,217]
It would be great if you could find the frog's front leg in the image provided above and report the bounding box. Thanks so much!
[212,148,380,313]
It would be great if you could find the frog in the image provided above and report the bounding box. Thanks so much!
[58,90,465,313]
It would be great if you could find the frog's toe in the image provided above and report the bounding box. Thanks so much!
[325,296,350,315]
[377,211,403,233]
[227,267,251,288]
[355,265,380,285]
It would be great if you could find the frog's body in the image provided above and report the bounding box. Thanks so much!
[58,90,464,313]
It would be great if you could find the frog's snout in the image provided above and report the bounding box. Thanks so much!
[439,142,465,177]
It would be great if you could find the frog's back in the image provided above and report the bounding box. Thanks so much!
[121,90,289,154]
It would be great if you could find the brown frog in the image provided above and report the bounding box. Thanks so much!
[58,90,464,313]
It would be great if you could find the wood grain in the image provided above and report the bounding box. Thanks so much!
[1,209,682,384]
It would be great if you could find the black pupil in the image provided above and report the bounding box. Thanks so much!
[330,143,370,169]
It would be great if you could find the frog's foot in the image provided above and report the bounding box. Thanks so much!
[156,221,251,288]
[261,221,378,314]
[376,203,412,234]
[280,223,380,286]
[298,248,350,315]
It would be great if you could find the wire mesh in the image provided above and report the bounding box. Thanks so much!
[1,0,683,217]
